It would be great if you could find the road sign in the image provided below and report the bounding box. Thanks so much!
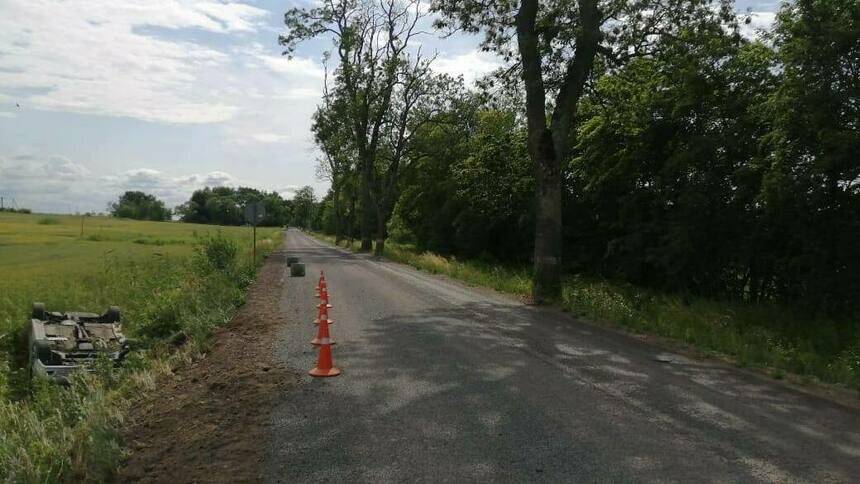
[244,202,266,226]
[244,202,266,264]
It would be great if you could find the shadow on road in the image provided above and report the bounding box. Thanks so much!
[269,300,860,482]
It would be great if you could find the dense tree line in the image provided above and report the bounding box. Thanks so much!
[288,0,858,314]
[175,187,293,226]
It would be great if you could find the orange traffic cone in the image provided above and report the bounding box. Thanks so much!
[316,271,326,292]
[314,302,334,325]
[309,336,341,378]
[319,287,332,308]
[311,316,336,346]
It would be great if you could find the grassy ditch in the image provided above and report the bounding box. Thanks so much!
[312,232,860,393]
[0,212,281,482]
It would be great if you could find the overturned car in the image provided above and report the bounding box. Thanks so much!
[28,303,135,384]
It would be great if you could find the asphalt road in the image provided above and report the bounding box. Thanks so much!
[266,229,860,483]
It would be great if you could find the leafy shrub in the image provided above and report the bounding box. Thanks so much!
[36,218,60,225]
[829,343,860,389]
[194,233,238,272]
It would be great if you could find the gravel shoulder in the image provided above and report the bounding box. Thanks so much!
[118,247,298,483]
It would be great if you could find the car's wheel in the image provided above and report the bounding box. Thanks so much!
[104,306,121,323]
[33,340,53,363]
[32,302,46,320]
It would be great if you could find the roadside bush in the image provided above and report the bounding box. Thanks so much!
[829,343,860,389]
[194,233,238,272]
[36,218,60,225]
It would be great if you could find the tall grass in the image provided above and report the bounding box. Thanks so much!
[312,232,860,391]
[562,276,860,388]
[0,212,281,481]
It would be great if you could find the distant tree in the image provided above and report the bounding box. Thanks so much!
[282,0,442,254]
[109,191,171,221]
[313,78,356,244]
[291,186,317,229]
[177,187,292,226]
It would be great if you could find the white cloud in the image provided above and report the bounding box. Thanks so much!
[218,43,324,147]
[249,133,293,143]
[432,51,501,86]
[0,0,268,123]
[254,51,325,79]
[0,154,97,212]
[123,169,168,189]
[201,171,234,186]
[275,185,302,198]
[44,156,90,178]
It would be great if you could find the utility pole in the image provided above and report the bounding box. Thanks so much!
[244,202,265,266]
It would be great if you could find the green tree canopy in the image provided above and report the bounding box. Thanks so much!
[176,187,292,227]
[109,191,171,221]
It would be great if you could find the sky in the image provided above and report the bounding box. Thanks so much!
[0,0,781,214]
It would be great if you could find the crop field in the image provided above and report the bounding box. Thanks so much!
[0,212,281,481]
[0,212,277,343]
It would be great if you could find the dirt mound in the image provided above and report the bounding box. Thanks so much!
[119,249,297,483]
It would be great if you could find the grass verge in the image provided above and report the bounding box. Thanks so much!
[311,232,860,393]
[0,213,281,482]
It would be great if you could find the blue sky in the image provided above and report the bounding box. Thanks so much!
[0,0,780,214]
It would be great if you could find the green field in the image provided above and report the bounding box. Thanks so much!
[0,212,281,482]
[0,213,274,336]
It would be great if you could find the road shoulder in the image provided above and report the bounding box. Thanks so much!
[118,248,298,483]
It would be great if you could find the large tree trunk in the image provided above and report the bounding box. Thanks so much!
[348,192,357,245]
[332,183,342,244]
[517,0,562,303]
[532,138,563,303]
[515,0,601,303]
[360,155,373,251]
[374,207,386,256]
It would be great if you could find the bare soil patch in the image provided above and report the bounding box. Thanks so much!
[118,248,297,483]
